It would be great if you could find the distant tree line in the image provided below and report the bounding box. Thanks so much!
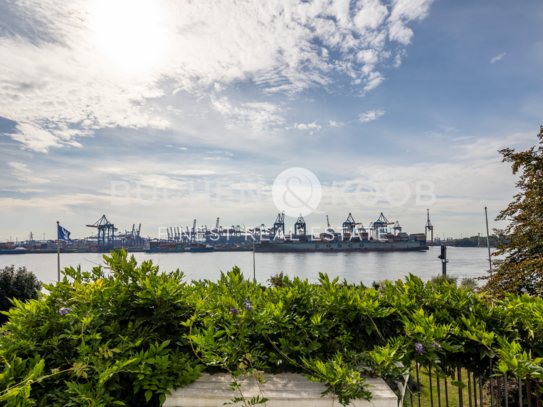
[452,235,510,247]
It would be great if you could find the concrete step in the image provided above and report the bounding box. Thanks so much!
[165,373,397,407]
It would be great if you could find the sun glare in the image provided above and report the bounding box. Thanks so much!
[88,0,170,75]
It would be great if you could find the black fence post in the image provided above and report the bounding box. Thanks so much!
[528,376,532,407]
[444,363,449,407]
[437,368,441,407]
[490,358,495,407]
[474,373,477,407]
[468,371,472,407]
[409,374,413,407]
[458,367,464,407]
[504,372,508,407]
[479,377,483,407]
[417,363,421,407]
[520,377,523,407]
[429,366,434,407]
[498,374,502,407]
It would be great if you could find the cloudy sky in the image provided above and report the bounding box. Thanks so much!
[0,0,541,242]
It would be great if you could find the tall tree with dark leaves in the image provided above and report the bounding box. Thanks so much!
[482,126,543,297]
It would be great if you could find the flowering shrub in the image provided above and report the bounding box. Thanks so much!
[0,250,542,406]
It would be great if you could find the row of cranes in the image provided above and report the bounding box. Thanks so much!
[162,213,404,245]
[117,223,143,247]
[164,218,261,244]
[272,212,402,239]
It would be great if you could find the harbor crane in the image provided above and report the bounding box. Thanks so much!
[372,213,394,239]
[373,213,394,230]
[425,209,434,243]
[294,214,306,235]
[342,213,360,235]
[272,211,285,239]
[325,215,335,234]
[393,221,402,235]
[86,215,117,249]
[191,219,197,242]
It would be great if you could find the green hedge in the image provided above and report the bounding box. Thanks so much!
[0,265,41,324]
[1,250,542,406]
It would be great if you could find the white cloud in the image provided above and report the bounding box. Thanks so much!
[8,162,51,184]
[293,122,322,131]
[210,95,283,130]
[8,163,32,174]
[0,35,169,152]
[0,0,435,150]
[387,0,435,45]
[0,188,45,193]
[329,120,344,127]
[359,109,385,122]
[490,53,506,63]
[179,147,188,150]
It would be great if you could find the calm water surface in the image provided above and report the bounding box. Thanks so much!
[0,247,500,286]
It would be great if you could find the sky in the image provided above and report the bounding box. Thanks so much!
[0,0,542,242]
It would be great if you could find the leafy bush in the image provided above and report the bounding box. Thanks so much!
[266,271,289,288]
[1,250,543,406]
[460,277,477,291]
[371,280,387,293]
[0,265,41,324]
[430,274,458,286]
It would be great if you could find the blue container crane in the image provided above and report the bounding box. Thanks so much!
[342,213,358,235]
[272,211,285,239]
[373,213,394,235]
[294,214,306,235]
[86,215,117,249]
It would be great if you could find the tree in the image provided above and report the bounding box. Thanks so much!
[0,265,41,324]
[482,126,543,297]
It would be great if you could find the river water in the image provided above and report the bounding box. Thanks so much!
[0,247,499,286]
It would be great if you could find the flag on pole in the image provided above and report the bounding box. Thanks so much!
[58,225,72,242]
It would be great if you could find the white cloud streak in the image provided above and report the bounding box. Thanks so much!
[0,0,435,150]
[490,53,506,63]
[359,109,385,122]
[8,162,52,184]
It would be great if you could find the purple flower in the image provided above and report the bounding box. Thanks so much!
[59,308,69,316]
[244,300,252,311]
[230,307,238,316]
[415,342,423,355]
[433,342,441,348]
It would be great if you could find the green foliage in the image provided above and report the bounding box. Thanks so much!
[453,235,503,247]
[460,277,477,291]
[1,250,543,406]
[266,272,289,288]
[483,126,543,297]
[0,265,41,324]
[430,274,458,286]
[371,280,387,293]
[0,251,204,406]
[454,236,483,247]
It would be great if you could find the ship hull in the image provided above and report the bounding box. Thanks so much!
[255,241,427,252]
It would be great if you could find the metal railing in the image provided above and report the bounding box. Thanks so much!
[402,361,542,407]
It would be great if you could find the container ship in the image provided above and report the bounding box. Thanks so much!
[143,241,214,253]
[255,212,428,253]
